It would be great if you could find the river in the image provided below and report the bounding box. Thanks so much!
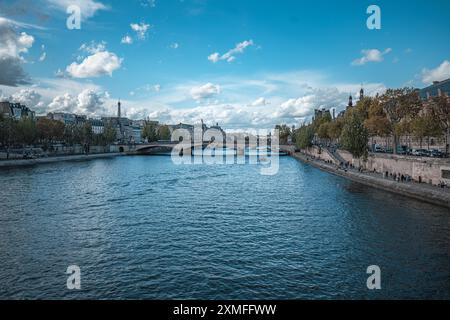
[0,156,449,299]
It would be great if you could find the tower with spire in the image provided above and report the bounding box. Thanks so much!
[347,94,353,109]
[117,100,121,118]
[359,86,364,101]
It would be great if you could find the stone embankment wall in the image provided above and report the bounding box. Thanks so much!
[0,153,123,168]
[0,145,126,160]
[338,150,450,186]
[292,152,450,208]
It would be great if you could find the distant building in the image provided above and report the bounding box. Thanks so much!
[47,112,87,126]
[47,112,77,125]
[314,108,332,120]
[168,123,195,136]
[90,119,104,135]
[419,78,450,100]
[0,102,35,120]
[337,87,364,118]
[210,122,225,135]
[347,94,353,109]
[131,125,142,144]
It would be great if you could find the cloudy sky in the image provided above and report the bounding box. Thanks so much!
[0,0,449,130]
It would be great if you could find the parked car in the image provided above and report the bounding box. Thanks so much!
[374,145,385,153]
[397,146,409,155]
[412,149,430,157]
[430,149,444,158]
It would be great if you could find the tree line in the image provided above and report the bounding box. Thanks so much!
[0,116,117,151]
[141,122,171,142]
[282,88,450,158]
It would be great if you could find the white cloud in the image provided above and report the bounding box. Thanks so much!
[39,52,47,62]
[38,44,46,62]
[1,69,387,129]
[48,93,77,112]
[352,48,392,66]
[77,89,108,114]
[421,60,450,84]
[123,76,386,129]
[249,97,269,107]
[79,41,106,54]
[190,83,221,100]
[66,44,122,78]
[207,52,220,63]
[130,83,161,97]
[130,22,151,40]
[48,89,108,116]
[208,40,254,63]
[0,18,35,58]
[10,89,46,112]
[45,0,108,19]
[0,17,35,86]
[121,35,133,45]
[140,0,156,7]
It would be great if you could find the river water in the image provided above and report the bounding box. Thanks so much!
[0,156,449,299]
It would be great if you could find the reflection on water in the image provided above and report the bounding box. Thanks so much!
[0,156,449,299]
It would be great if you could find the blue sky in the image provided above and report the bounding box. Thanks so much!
[1,0,449,129]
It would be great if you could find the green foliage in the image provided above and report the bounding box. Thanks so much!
[102,121,117,145]
[0,115,16,147]
[16,118,37,145]
[340,111,369,159]
[327,118,343,141]
[36,118,65,143]
[410,114,442,148]
[158,125,171,141]
[295,125,314,149]
[429,95,450,132]
[82,122,93,144]
[317,122,331,140]
[378,88,422,153]
[142,122,160,142]
[275,124,292,144]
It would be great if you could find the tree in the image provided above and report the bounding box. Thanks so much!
[364,98,391,138]
[429,96,450,155]
[410,114,442,149]
[317,122,331,141]
[275,124,292,145]
[379,88,422,154]
[16,117,37,146]
[340,111,369,159]
[327,117,344,142]
[142,122,159,142]
[64,124,83,145]
[37,118,65,146]
[158,125,171,141]
[295,125,314,149]
[82,122,93,144]
[0,115,17,159]
[354,96,372,120]
[103,121,117,145]
[51,120,65,143]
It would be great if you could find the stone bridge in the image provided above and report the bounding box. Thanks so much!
[123,142,209,155]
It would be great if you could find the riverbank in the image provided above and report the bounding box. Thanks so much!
[291,152,450,209]
[0,153,123,168]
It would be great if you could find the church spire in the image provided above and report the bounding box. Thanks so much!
[360,85,364,100]
[348,94,353,108]
[118,99,121,118]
